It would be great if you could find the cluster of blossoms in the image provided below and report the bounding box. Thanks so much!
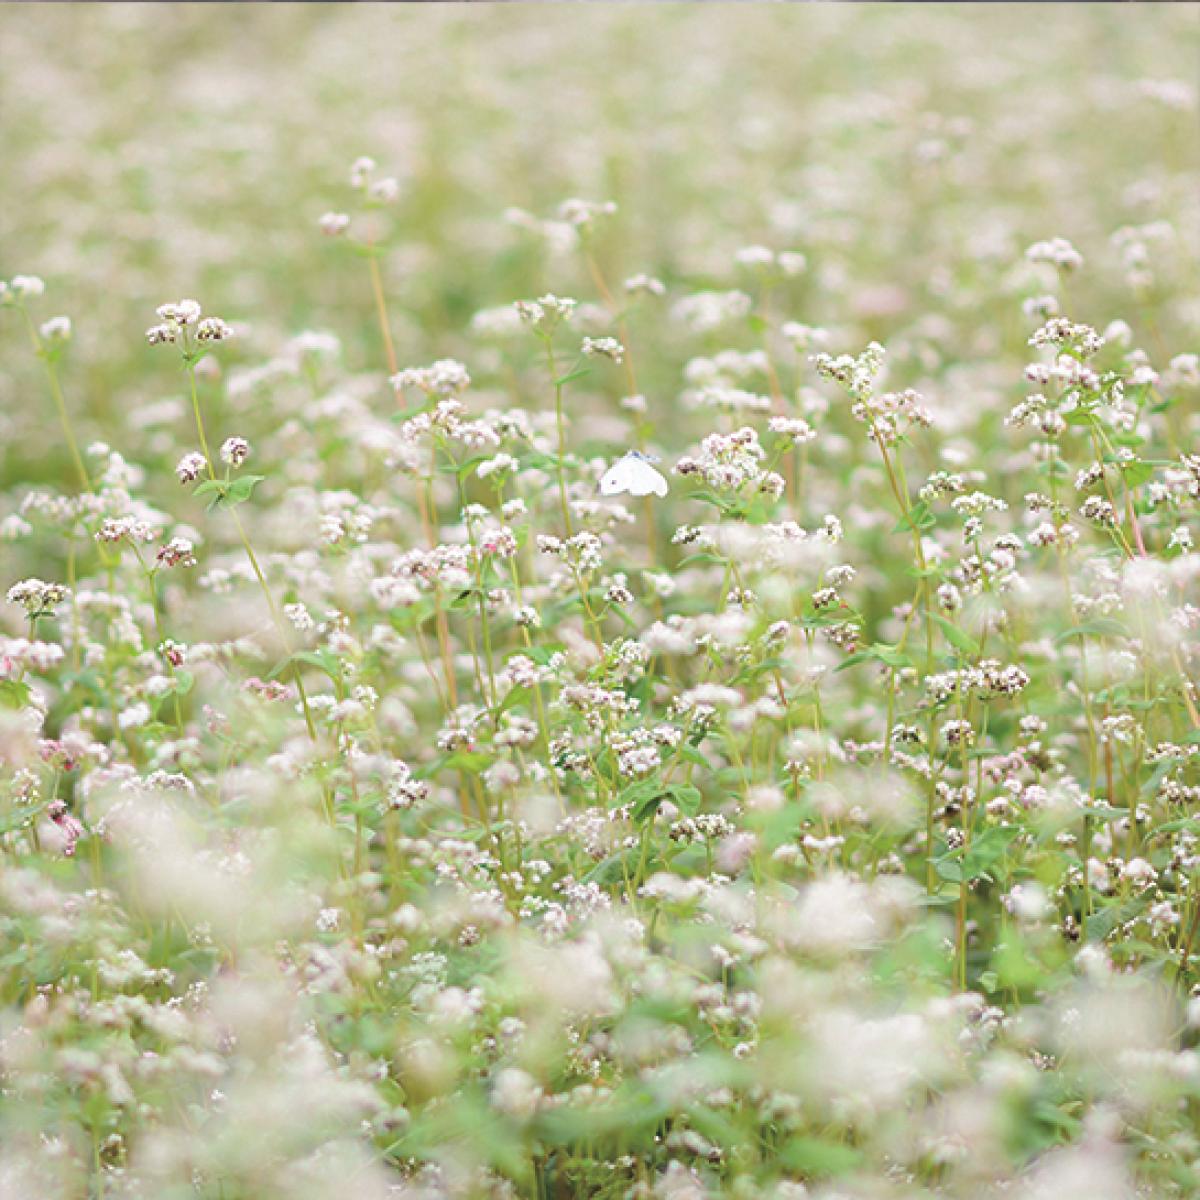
[1029,317,1105,356]
[1025,236,1084,270]
[175,452,208,483]
[219,436,250,467]
[390,358,472,399]
[394,397,503,464]
[514,293,577,333]
[0,273,46,303]
[767,414,816,444]
[348,154,401,202]
[733,244,807,276]
[670,289,752,333]
[1,14,1198,1200]
[5,577,68,615]
[925,659,1032,705]
[156,536,197,568]
[675,427,782,496]
[40,314,72,343]
[580,335,624,362]
[624,272,666,297]
[537,530,604,573]
[96,515,156,545]
[145,299,232,347]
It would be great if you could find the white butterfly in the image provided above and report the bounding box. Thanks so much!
[598,451,669,498]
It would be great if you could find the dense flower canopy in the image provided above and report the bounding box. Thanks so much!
[0,4,1198,1199]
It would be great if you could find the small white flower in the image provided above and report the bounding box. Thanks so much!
[220,437,250,467]
[10,275,46,298]
[318,211,350,236]
[581,336,625,363]
[39,316,72,342]
[175,452,208,484]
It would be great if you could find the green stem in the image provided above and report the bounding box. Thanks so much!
[19,306,91,492]
[543,338,574,538]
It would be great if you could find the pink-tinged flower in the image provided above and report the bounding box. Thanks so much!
[46,800,85,857]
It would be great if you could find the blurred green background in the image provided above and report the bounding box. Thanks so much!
[1,1,1196,492]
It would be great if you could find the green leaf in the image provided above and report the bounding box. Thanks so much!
[991,935,1046,991]
[689,487,737,513]
[1054,618,1131,643]
[521,451,564,473]
[522,644,564,666]
[398,1094,531,1180]
[536,1084,668,1145]
[222,474,266,507]
[169,670,194,697]
[960,826,1020,880]
[555,364,590,386]
[491,684,529,719]
[616,777,660,809]
[779,1136,863,1177]
[448,587,480,612]
[1032,1100,1081,1134]
[452,454,491,480]
[667,784,702,815]
[583,845,645,885]
[1120,460,1154,488]
[835,642,914,673]
[191,474,266,511]
[1085,897,1147,942]
[292,649,342,681]
[931,612,980,658]
[0,679,31,710]
[935,826,1020,883]
[441,750,493,774]
[834,650,874,673]
[265,654,293,681]
[893,499,936,533]
[675,744,710,768]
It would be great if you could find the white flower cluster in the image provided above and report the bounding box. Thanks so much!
[0,273,45,304]
[397,398,501,458]
[537,530,604,574]
[676,427,782,497]
[514,293,577,333]
[734,244,806,276]
[146,299,232,347]
[670,289,752,333]
[219,437,250,468]
[1025,236,1084,270]
[175,452,208,484]
[925,660,1032,704]
[5,578,69,614]
[348,155,401,202]
[557,197,617,228]
[96,516,157,545]
[156,537,197,569]
[1029,318,1104,357]
[581,336,624,363]
[390,359,472,399]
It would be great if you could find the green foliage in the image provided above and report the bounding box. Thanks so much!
[0,5,1197,1199]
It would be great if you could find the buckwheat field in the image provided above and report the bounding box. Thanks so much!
[1,3,1199,1198]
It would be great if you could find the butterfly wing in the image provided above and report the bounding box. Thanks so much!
[599,454,668,497]
[598,463,629,495]
[625,458,669,497]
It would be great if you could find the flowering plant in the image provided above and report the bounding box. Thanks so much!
[0,6,1198,1199]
